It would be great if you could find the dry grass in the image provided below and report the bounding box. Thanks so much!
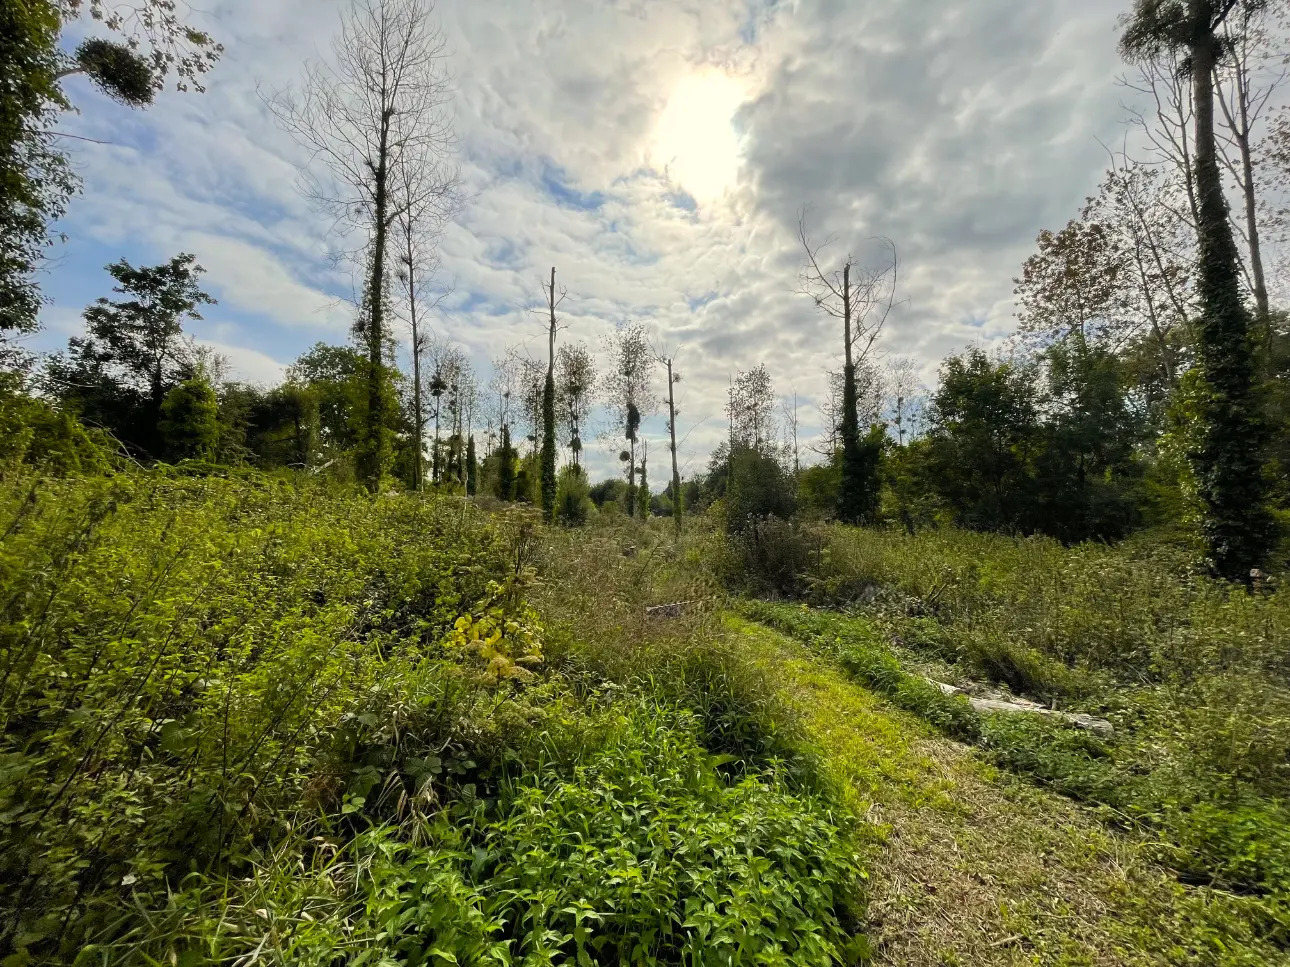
[724,616,1288,967]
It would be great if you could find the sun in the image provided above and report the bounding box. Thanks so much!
[650,70,746,203]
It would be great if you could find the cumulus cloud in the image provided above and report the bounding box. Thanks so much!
[42,0,1144,480]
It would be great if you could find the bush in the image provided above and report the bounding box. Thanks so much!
[556,463,593,526]
[724,446,795,534]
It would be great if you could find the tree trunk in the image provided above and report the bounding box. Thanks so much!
[839,261,866,525]
[359,107,393,493]
[667,358,681,540]
[1188,0,1271,579]
[541,266,557,523]
[407,237,424,491]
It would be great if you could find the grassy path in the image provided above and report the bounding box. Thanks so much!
[723,616,1285,967]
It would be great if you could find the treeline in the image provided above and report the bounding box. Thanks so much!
[6,0,1290,582]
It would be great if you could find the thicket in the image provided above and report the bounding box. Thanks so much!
[0,442,863,963]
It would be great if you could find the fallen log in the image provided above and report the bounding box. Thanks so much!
[646,601,695,619]
[929,680,1114,737]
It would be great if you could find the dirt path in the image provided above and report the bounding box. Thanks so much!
[724,616,1284,967]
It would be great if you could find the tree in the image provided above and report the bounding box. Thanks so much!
[246,384,318,469]
[1121,0,1274,579]
[798,217,900,524]
[884,356,924,446]
[54,253,213,455]
[556,342,595,467]
[1084,156,1195,397]
[925,348,1041,533]
[58,1,222,94]
[496,422,516,500]
[1014,219,1122,343]
[266,0,454,492]
[393,148,457,490]
[466,433,477,495]
[1035,337,1144,542]
[538,267,564,523]
[0,1,72,356]
[660,352,683,538]
[0,2,220,358]
[288,342,366,460]
[557,463,592,525]
[728,365,776,450]
[637,439,650,519]
[604,322,656,517]
[159,376,218,461]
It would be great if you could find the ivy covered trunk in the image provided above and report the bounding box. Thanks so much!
[1187,3,1271,580]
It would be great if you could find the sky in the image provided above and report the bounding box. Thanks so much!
[33,0,1139,481]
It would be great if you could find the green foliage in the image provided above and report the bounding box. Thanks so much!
[737,522,1290,909]
[0,471,511,957]
[555,463,592,526]
[837,362,870,524]
[496,424,517,500]
[466,433,478,495]
[51,254,214,457]
[73,38,155,107]
[924,348,1040,533]
[120,703,862,966]
[798,451,842,519]
[0,0,74,348]
[159,376,218,461]
[724,445,796,534]
[0,376,111,475]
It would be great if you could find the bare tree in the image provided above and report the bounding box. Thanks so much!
[781,390,800,475]
[799,214,899,523]
[393,153,458,490]
[653,341,685,538]
[1214,2,1282,321]
[264,0,455,491]
[488,350,521,456]
[884,356,923,446]
[728,364,776,450]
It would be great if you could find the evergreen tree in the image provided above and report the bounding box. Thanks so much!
[1121,0,1274,579]
[466,434,478,496]
[497,423,516,500]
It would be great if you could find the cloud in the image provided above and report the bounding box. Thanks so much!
[42,0,1148,482]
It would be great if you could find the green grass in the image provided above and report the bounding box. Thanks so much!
[725,615,1290,967]
[737,598,1290,945]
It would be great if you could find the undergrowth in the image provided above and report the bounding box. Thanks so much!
[0,472,863,965]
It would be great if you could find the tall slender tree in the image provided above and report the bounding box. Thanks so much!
[1121,0,1273,579]
[266,0,454,492]
[538,267,564,523]
[798,218,899,524]
[556,342,595,467]
[663,355,683,538]
[605,322,656,518]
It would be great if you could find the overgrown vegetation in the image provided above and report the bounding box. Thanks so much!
[729,521,1290,940]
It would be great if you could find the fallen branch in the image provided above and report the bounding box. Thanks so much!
[928,680,1114,737]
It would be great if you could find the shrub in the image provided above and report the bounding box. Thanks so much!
[555,463,593,526]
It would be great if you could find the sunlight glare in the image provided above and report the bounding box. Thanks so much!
[650,70,746,203]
